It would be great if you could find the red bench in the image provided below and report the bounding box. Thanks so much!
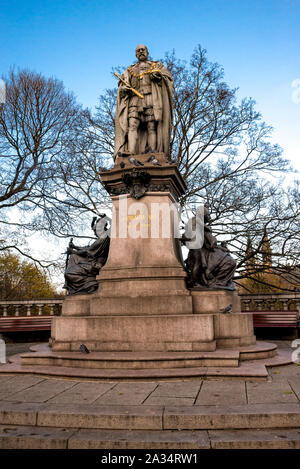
[0,316,52,332]
[251,310,300,328]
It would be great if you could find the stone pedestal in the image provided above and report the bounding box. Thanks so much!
[50,152,256,358]
[52,153,200,352]
[191,290,255,347]
[90,192,192,317]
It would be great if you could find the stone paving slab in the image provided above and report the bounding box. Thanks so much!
[270,364,300,379]
[93,391,152,406]
[246,381,298,404]
[93,382,158,405]
[0,375,15,385]
[195,380,246,406]
[0,424,77,449]
[68,428,210,450]
[288,379,300,400]
[47,381,116,404]
[143,396,196,406]
[2,377,78,403]
[5,343,39,359]
[110,382,160,393]
[208,428,300,449]
[0,375,45,400]
[148,380,202,398]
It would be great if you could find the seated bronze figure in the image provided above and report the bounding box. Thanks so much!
[182,204,236,290]
[63,215,110,295]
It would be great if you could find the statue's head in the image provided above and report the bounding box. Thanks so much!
[91,214,109,238]
[135,44,149,62]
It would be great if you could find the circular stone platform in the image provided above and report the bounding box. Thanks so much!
[0,341,292,381]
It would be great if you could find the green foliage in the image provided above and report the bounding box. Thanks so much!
[0,252,58,299]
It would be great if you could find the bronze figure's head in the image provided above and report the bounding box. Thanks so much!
[135,44,149,62]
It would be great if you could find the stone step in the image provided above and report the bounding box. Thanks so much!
[239,341,277,360]
[208,428,300,449]
[0,402,299,431]
[19,341,279,370]
[3,361,269,380]
[0,424,300,449]
[20,348,240,369]
[0,424,76,449]
[0,344,291,381]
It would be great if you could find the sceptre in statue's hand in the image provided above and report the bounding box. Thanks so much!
[114,73,144,99]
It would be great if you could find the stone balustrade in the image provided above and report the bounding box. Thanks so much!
[239,292,300,312]
[0,299,63,317]
[1,293,300,318]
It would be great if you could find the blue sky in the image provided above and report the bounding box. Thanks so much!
[1,0,300,169]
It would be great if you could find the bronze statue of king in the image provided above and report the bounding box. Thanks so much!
[114,44,174,160]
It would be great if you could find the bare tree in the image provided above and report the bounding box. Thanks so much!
[0,69,84,264]
[91,46,299,290]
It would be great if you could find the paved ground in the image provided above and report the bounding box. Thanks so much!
[0,340,299,449]
[5,342,39,358]
[1,340,299,407]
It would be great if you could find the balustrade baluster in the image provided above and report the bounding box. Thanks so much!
[2,306,8,317]
[294,299,300,312]
[254,299,264,311]
[15,305,20,317]
[37,305,43,316]
[266,299,276,311]
[281,299,289,311]
[49,304,55,316]
[26,305,32,317]
[242,299,251,311]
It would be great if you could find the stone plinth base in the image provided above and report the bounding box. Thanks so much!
[55,290,255,353]
[191,289,241,314]
[51,314,216,352]
[190,290,255,348]
[214,313,256,348]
